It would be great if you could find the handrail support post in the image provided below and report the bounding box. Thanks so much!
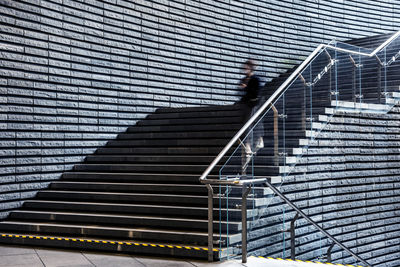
[290,212,299,260]
[206,184,214,262]
[378,63,382,104]
[349,55,358,102]
[375,55,384,104]
[327,243,335,262]
[241,185,252,263]
[272,105,279,166]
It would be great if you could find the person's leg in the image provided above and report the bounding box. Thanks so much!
[239,103,253,175]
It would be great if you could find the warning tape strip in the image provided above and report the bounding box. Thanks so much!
[0,234,364,265]
[256,256,365,267]
[0,233,219,252]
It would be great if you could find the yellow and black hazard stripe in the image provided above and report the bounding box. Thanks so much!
[0,234,365,266]
[0,233,219,252]
[256,256,365,267]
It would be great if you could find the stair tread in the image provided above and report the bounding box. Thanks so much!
[156,105,240,113]
[87,155,217,159]
[62,172,219,183]
[63,172,275,178]
[0,231,212,248]
[64,172,219,178]
[74,163,278,167]
[24,200,257,212]
[11,210,239,224]
[51,181,271,190]
[38,190,241,199]
[50,182,208,193]
[0,220,212,235]
[25,199,207,208]
[52,182,205,187]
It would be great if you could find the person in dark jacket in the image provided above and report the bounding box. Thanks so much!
[240,59,261,108]
[240,59,264,173]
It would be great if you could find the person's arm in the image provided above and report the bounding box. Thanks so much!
[239,77,249,89]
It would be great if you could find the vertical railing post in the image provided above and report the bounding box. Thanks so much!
[272,105,278,166]
[384,48,387,95]
[290,213,299,260]
[358,48,362,105]
[375,55,383,104]
[378,63,382,103]
[283,212,299,260]
[325,50,333,102]
[309,66,313,136]
[206,184,214,262]
[327,243,335,262]
[241,185,251,263]
[349,55,357,102]
[299,74,307,131]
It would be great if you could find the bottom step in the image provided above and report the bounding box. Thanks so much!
[0,232,223,260]
[248,256,363,267]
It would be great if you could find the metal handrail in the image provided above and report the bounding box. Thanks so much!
[199,30,400,184]
[264,180,370,266]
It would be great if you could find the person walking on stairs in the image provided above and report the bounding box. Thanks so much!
[239,59,264,174]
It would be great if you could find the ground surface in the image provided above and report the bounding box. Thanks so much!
[0,244,351,267]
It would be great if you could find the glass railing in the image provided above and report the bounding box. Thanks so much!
[376,35,400,101]
[208,31,400,265]
[334,41,373,55]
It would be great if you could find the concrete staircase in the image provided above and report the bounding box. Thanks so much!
[0,104,251,259]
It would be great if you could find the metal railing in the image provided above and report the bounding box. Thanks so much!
[199,31,400,265]
[199,31,400,184]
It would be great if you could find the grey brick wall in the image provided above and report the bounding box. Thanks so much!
[0,0,399,217]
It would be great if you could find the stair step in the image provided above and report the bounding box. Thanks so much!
[73,164,216,174]
[23,200,258,219]
[84,155,285,165]
[50,182,208,195]
[117,131,237,140]
[36,191,268,208]
[72,164,280,176]
[105,139,229,147]
[147,110,243,120]
[49,181,273,197]
[95,147,225,155]
[156,105,241,114]
[0,232,219,259]
[126,124,243,133]
[62,172,212,183]
[9,210,242,232]
[0,221,232,245]
[137,117,240,127]
[85,155,223,164]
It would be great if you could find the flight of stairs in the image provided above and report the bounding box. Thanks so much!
[0,104,254,259]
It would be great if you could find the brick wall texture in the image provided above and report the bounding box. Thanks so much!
[0,0,399,217]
